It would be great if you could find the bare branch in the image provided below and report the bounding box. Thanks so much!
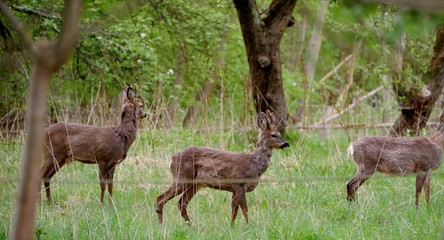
[315,86,385,126]
[11,5,61,20]
[319,54,353,84]
[52,0,81,71]
[0,1,34,55]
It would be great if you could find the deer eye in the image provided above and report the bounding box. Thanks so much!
[271,134,278,138]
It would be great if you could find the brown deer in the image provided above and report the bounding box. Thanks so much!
[347,126,444,205]
[156,110,289,224]
[41,87,146,203]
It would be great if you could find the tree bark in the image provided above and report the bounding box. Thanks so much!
[233,0,297,133]
[391,26,444,136]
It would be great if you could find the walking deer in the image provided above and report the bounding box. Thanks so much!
[156,110,289,224]
[41,87,146,203]
[347,127,444,205]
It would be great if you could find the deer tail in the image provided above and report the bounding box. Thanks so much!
[347,143,354,159]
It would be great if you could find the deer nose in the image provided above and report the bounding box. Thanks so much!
[141,113,147,118]
[280,142,289,149]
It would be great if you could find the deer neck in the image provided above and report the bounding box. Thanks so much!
[116,108,138,152]
[252,140,273,177]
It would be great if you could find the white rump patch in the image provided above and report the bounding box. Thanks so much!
[347,144,354,158]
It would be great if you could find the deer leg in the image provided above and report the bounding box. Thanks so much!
[424,173,431,204]
[40,156,67,203]
[177,184,199,223]
[346,170,370,202]
[156,182,187,224]
[106,165,116,203]
[231,192,239,224]
[231,185,248,224]
[415,173,427,206]
[98,162,109,203]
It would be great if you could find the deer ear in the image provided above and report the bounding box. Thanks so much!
[126,87,136,100]
[265,110,276,125]
[257,112,268,130]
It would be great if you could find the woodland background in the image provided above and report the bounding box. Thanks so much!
[1,0,443,134]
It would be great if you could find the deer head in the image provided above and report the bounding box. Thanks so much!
[257,110,289,149]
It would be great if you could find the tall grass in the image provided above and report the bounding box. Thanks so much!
[1,128,443,239]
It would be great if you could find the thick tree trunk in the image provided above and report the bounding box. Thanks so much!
[391,26,444,136]
[233,0,297,133]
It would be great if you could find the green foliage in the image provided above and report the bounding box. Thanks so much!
[1,0,249,127]
[1,0,444,128]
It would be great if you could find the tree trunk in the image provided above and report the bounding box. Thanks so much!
[182,29,227,128]
[293,4,309,72]
[0,1,81,239]
[233,0,297,133]
[304,0,330,81]
[391,26,444,136]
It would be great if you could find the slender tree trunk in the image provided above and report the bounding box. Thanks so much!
[294,4,309,71]
[233,0,297,133]
[303,0,330,137]
[182,29,227,128]
[391,26,444,136]
[304,0,329,81]
[0,1,81,239]
[287,4,308,125]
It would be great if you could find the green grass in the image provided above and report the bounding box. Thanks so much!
[1,129,443,239]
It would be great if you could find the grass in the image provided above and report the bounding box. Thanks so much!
[1,128,444,239]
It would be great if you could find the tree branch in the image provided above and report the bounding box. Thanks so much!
[315,86,385,126]
[0,1,34,55]
[262,0,297,28]
[233,0,262,52]
[11,5,61,20]
[51,0,81,71]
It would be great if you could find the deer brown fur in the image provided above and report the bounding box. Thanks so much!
[41,87,146,203]
[156,110,289,224]
[347,128,444,205]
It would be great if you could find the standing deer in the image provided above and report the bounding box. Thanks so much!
[156,110,289,224]
[347,127,444,205]
[41,87,146,203]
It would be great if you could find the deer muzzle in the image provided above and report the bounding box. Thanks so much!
[280,142,290,149]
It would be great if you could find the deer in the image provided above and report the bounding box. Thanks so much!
[41,87,146,203]
[156,110,289,224]
[346,125,444,206]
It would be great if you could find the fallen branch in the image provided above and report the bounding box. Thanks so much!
[319,54,353,84]
[315,85,385,126]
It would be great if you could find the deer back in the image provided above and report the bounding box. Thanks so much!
[350,136,442,175]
